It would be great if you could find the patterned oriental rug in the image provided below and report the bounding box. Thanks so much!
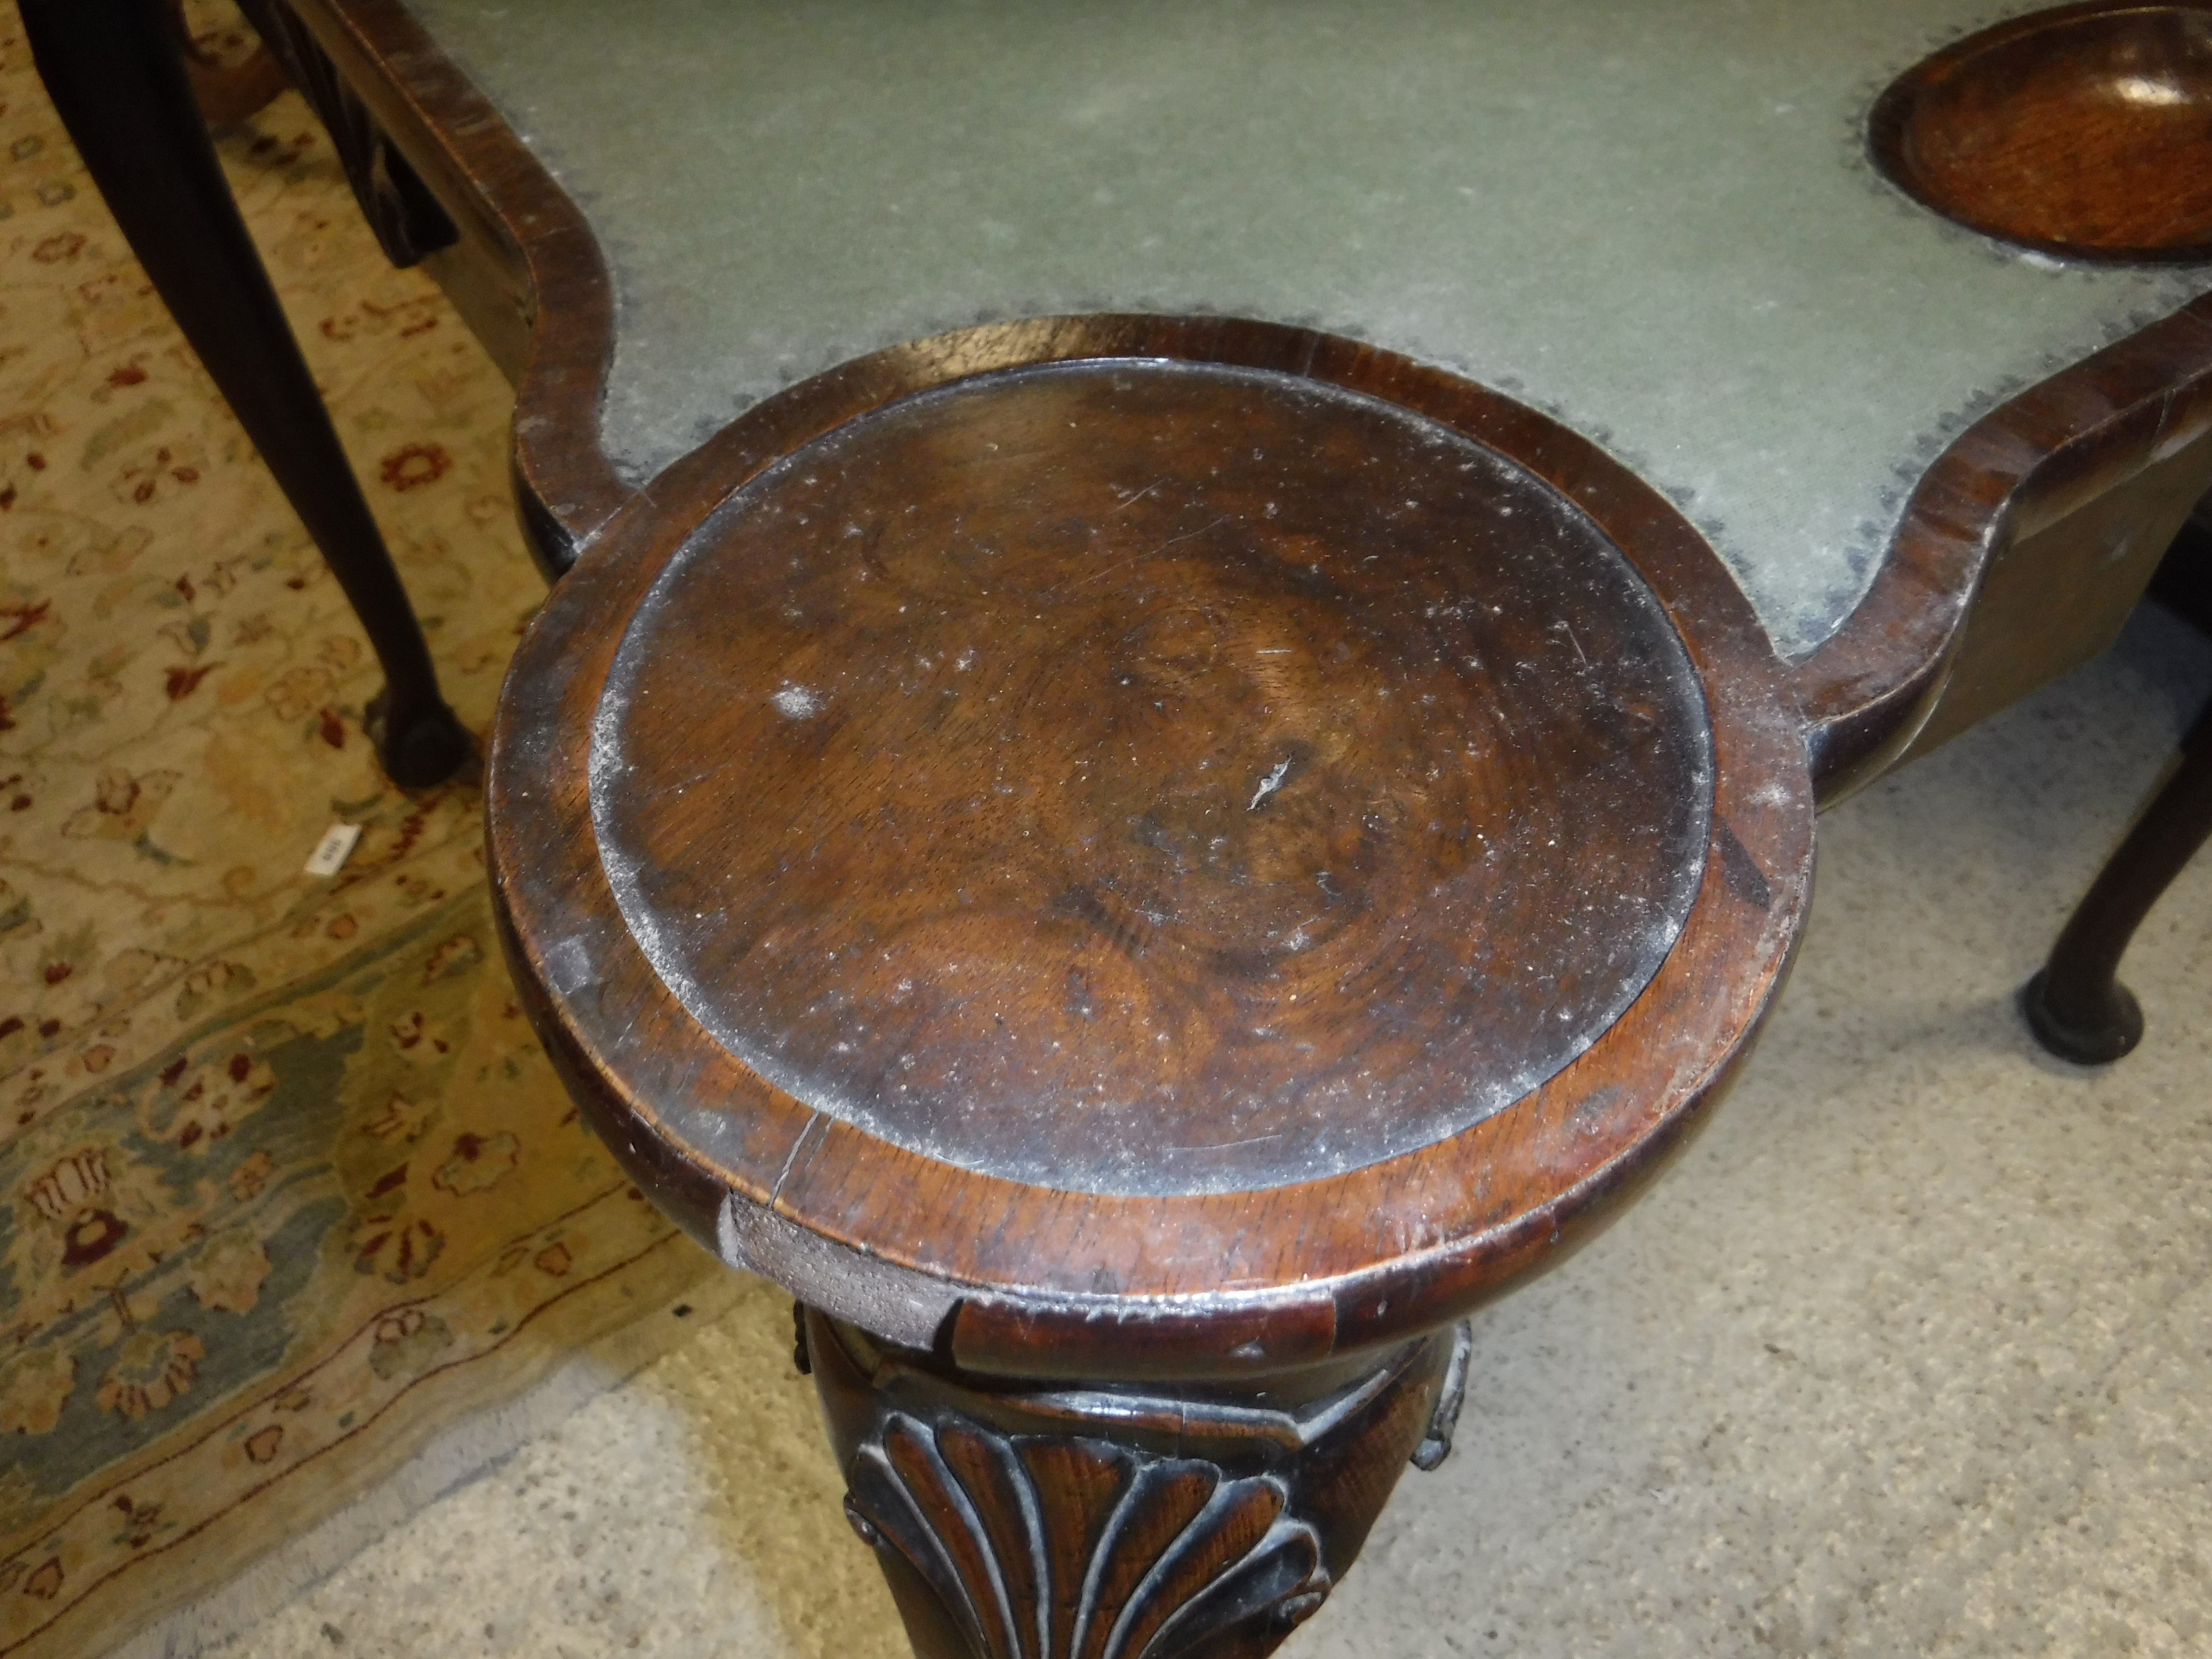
[0,13,723,1656]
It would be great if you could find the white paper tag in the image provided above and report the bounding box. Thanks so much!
[304,823,362,878]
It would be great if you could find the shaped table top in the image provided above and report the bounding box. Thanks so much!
[406,0,2212,658]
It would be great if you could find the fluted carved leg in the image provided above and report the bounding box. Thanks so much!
[807,1310,1463,1659]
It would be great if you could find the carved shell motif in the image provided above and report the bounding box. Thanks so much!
[846,1411,1330,1659]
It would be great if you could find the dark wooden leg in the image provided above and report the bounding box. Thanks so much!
[807,1310,1463,1659]
[2022,705,2212,1063]
[20,0,470,788]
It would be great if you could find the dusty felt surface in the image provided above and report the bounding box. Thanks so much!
[410,0,2212,655]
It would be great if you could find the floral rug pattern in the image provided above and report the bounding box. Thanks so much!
[0,13,709,1655]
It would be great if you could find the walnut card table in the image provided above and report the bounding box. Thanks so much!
[26,2,2212,1654]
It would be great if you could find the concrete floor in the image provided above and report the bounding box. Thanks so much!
[185,603,2212,1658]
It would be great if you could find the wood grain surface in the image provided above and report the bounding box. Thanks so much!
[1870,0,2212,264]
[488,317,1815,1377]
[594,363,1709,1196]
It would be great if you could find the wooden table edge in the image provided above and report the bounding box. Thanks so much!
[1791,292,2212,799]
[289,0,2212,800]
[280,0,633,567]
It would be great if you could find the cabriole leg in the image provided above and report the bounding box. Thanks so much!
[2023,704,2212,1063]
[807,1310,1465,1659]
[20,0,469,787]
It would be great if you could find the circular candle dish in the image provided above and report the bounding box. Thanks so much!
[486,314,1817,1369]
[1869,0,2212,263]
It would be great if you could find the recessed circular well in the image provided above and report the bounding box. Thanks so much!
[1871,1,2212,263]
[590,360,1712,1196]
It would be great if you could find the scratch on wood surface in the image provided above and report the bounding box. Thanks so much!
[1107,481,1163,514]
[1249,757,1294,812]
[1074,515,1231,589]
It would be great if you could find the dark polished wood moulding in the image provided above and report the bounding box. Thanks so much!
[1819,2,2212,793]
